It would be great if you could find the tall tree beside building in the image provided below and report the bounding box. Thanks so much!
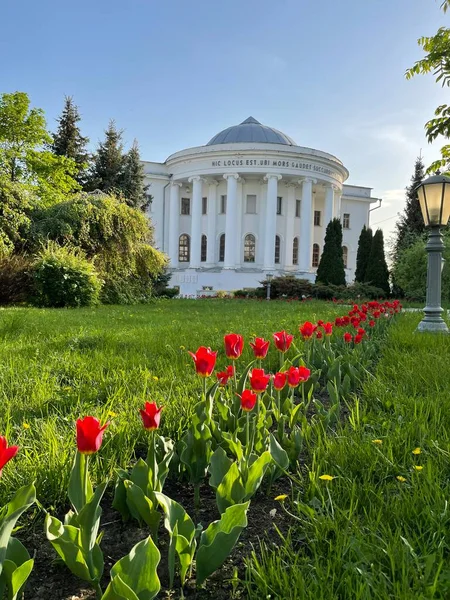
[316,218,346,286]
[51,97,90,187]
[120,140,150,211]
[88,120,125,193]
[364,229,390,295]
[355,225,373,282]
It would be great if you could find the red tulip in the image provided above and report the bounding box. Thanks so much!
[323,322,333,336]
[0,436,18,476]
[76,417,109,455]
[140,402,162,431]
[249,368,271,393]
[273,371,287,391]
[343,332,353,343]
[369,320,376,328]
[287,365,311,387]
[335,317,343,327]
[250,337,270,359]
[216,365,235,386]
[299,322,316,340]
[189,346,217,377]
[316,330,323,340]
[357,328,366,337]
[273,331,294,352]
[224,333,244,359]
[354,334,363,344]
[239,390,257,412]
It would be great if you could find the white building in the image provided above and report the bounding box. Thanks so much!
[143,117,380,296]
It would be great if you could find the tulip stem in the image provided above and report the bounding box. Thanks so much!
[83,454,89,508]
[151,431,157,491]
[246,412,250,454]
[95,582,103,599]
[279,351,284,371]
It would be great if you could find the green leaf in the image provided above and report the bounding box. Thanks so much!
[74,481,107,581]
[0,484,36,576]
[269,433,289,471]
[112,469,131,521]
[102,574,140,600]
[216,462,245,514]
[244,451,272,499]
[221,432,244,461]
[109,536,160,600]
[130,459,150,496]
[1,557,34,600]
[209,447,232,490]
[68,452,93,513]
[123,481,160,536]
[196,502,250,586]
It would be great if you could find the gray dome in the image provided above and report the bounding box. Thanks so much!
[206,116,296,146]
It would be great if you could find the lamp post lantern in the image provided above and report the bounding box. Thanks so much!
[416,174,450,333]
[266,273,274,301]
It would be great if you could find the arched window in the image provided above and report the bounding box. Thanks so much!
[201,235,207,262]
[179,234,190,262]
[219,234,225,262]
[274,235,281,264]
[244,234,256,263]
[312,243,320,268]
[342,245,348,269]
[292,237,299,265]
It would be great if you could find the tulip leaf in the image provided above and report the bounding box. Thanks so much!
[0,537,34,600]
[44,516,93,583]
[112,469,131,521]
[108,536,160,600]
[196,501,250,586]
[216,462,245,514]
[244,451,272,499]
[209,447,233,490]
[68,452,93,513]
[123,481,160,537]
[102,573,140,600]
[130,459,150,496]
[0,483,36,576]
[269,433,289,471]
[236,361,255,396]
[221,432,244,462]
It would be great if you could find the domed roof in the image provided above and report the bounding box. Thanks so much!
[206,116,296,146]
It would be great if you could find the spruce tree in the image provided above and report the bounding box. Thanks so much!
[355,225,373,282]
[52,96,90,187]
[120,140,150,211]
[393,155,426,261]
[364,229,390,295]
[316,218,346,286]
[88,120,125,193]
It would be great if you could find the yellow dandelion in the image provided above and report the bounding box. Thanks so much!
[319,474,335,481]
[107,411,118,418]
[274,494,288,501]
[179,345,185,350]
[152,376,159,382]
[372,439,383,445]
[396,476,407,482]
[23,422,30,429]
[412,447,421,455]
[413,465,423,471]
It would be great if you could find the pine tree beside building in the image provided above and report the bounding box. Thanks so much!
[355,225,373,282]
[88,120,125,193]
[51,97,90,187]
[120,140,151,211]
[315,218,346,286]
[364,229,390,295]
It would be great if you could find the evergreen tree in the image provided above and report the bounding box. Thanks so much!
[316,218,346,286]
[393,155,426,261]
[355,225,373,282]
[51,96,90,186]
[88,120,125,193]
[120,140,150,211]
[364,229,390,295]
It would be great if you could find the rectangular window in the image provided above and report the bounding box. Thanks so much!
[246,194,257,214]
[295,199,301,218]
[181,197,190,216]
[277,196,283,215]
[314,210,321,226]
[343,213,350,229]
[220,195,227,214]
[202,197,207,215]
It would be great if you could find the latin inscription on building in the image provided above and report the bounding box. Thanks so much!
[210,157,337,177]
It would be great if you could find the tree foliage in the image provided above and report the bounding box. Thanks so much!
[120,140,150,210]
[88,120,125,193]
[364,229,390,295]
[315,218,346,286]
[355,225,373,283]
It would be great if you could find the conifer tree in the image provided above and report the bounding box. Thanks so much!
[88,120,125,193]
[120,140,150,211]
[355,225,373,282]
[316,218,346,286]
[364,229,390,295]
[393,155,426,261]
[52,97,90,187]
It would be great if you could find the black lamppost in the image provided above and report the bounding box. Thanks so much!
[266,273,274,301]
[416,174,450,333]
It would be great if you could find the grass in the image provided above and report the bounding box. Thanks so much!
[244,312,450,599]
[0,298,341,508]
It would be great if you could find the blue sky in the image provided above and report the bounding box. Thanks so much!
[1,0,449,244]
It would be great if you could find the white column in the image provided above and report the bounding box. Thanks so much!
[168,182,182,268]
[236,178,244,267]
[333,185,342,218]
[188,176,203,268]
[263,174,281,270]
[284,183,296,268]
[324,184,334,229]
[206,180,218,264]
[223,173,239,269]
[299,177,316,273]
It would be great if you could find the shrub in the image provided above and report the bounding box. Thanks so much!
[0,255,34,305]
[31,244,101,308]
[260,276,314,299]
[340,282,386,301]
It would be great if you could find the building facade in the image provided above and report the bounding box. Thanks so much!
[143,117,380,296]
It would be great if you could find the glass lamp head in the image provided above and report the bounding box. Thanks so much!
[417,174,450,227]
